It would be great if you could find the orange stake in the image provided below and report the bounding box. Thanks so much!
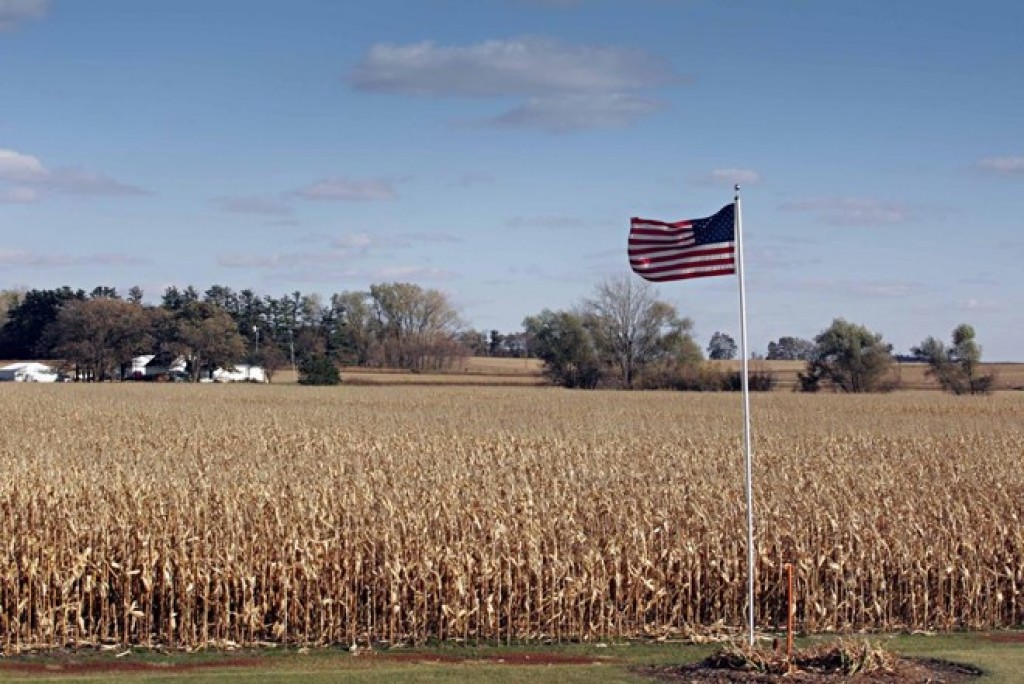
[785,562,794,666]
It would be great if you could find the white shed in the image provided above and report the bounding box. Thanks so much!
[212,364,267,383]
[0,362,60,383]
[126,354,187,380]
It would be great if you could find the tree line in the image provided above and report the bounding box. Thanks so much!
[516,276,995,394]
[0,278,996,393]
[0,283,465,382]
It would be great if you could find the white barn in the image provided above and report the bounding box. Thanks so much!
[0,362,60,383]
[212,364,267,383]
[126,354,187,380]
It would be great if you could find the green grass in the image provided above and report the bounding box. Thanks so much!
[0,634,1019,682]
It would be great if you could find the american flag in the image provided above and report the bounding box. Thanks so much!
[628,204,736,282]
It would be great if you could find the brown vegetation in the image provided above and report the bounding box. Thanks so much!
[0,386,1021,652]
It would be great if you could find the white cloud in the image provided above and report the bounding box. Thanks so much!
[695,168,762,186]
[0,0,48,31]
[350,37,677,97]
[0,148,148,200]
[0,149,47,180]
[296,177,398,201]
[977,156,1024,175]
[779,197,910,226]
[349,36,679,132]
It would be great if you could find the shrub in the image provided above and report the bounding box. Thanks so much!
[298,355,341,386]
[637,363,776,392]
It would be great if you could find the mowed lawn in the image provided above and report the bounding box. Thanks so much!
[0,634,1021,682]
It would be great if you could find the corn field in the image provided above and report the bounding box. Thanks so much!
[0,385,1021,651]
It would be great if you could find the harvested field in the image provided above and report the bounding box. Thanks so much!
[0,386,1021,652]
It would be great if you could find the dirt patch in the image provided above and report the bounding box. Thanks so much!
[0,649,610,676]
[983,632,1024,643]
[640,657,982,683]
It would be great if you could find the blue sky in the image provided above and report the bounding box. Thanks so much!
[1,0,1022,359]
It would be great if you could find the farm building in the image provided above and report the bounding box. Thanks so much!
[126,354,188,380]
[0,362,60,383]
[212,364,267,383]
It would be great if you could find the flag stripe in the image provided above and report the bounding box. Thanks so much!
[629,225,693,236]
[629,243,733,260]
[640,266,736,282]
[632,255,736,276]
[628,204,736,283]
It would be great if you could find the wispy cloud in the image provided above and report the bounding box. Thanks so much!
[506,214,588,229]
[489,93,664,132]
[45,168,148,196]
[449,171,495,188]
[330,231,462,251]
[0,249,148,268]
[296,177,399,201]
[513,264,587,284]
[954,297,1000,312]
[350,37,677,97]
[0,149,47,180]
[745,245,822,271]
[977,156,1024,176]
[402,231,462,243]
[217,250,347,269]
[371,265,454,280]
[0,148,148,201]
[349,36,680,132]
[794,277,927,299]
[217,247,456,285]
[779,197,912,226]
[212,194,293,216]
[0,186,39,203]
[0,0,48,31]
[693,168,762,186]
[514,0,583,7]
[219,231,462,271]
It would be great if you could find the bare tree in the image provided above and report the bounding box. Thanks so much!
[583,274,696,388]
[369,282,462,370]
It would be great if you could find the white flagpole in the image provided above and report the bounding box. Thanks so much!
[734,183,756,647]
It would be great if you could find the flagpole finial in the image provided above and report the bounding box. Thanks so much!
[734,183,741,199]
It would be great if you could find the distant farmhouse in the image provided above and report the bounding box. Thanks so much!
[211,364,267,383]
[0,362,60,383]
[126,353,188,381]
[125,355,266,383]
